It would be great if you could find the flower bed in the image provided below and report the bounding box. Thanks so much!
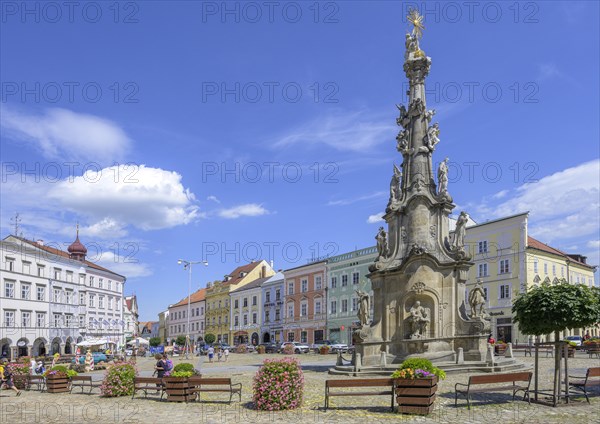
[391,358,445,415]
[253,357,304,410]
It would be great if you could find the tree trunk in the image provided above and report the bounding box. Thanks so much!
[553,330,561,405]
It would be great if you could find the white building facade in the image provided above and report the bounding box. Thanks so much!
[1,234,127,359]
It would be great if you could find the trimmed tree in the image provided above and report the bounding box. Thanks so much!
[149,337,161,347]
[175,335,187,346]
[513,283,600,403]
[204,333,216,344]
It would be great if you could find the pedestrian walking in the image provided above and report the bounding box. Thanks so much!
[207,346,214,363]
[0,359,22,396]
[224,348,229,362]
[217,348,223,362]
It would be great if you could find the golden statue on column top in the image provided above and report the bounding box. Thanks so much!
[405,9,426,59]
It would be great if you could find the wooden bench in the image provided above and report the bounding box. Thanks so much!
[187,377,242,404]
[586,347,600,359]
[455,372,532,409]
[512,345,532,357]
[324,378,395,411]
[26,375,46,391]
[69,375,102,394]
[132,377,165,399]
[569,367,600,403]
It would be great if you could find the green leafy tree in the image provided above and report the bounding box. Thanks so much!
[175,335,187,346]
[513,283,600,402]
[149,337,161,347]
[204,333,216,344]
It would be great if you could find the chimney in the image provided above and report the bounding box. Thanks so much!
[261,265,266,278]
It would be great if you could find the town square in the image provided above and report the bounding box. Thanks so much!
[0,2,598,424]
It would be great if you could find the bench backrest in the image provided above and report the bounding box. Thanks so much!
[29,375,45,380]
[70,375,91,382]
[327,378,395,388]
[134,377,162,384]
[469,372,532,385]
[189,378,231,385]
[587,367,600,378]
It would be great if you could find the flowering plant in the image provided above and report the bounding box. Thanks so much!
[44,365,77,378]
[253,357,304,411]
[392,368,433,379]
[164,363,200,378]
[6,363,29,376]
[237,344,247,354]
[100,362,137,397]
[282,343,295,355]
[391,358,445,380]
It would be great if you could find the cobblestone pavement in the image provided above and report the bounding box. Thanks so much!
[0,352,598,424]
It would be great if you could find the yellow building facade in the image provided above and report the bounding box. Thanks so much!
[464,212,597,344]
[204,260,274,344]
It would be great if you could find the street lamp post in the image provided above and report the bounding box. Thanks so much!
[178,259,208,359]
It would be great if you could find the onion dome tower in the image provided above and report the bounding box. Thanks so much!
[68,224,87,261]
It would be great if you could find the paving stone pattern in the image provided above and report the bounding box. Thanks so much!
[0,352,597,423]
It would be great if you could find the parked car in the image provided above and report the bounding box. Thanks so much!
[245,344,255,353]
[257,343,280,353]
[125,349,133,356]
[281,341,310,354]
[72,352,108,364]
[564,336,583,348]
[329,343,349,353]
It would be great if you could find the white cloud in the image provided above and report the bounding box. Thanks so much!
[95,251,152,278]
[491,160,599,223]
[1,107,131,163]
[207,195,221,204]
[492,189,508,200]
[2,164,200,231]
[84,218,128,239]
[272,110,395,152]
[328,191,387,206]
[467,161,599,249]
[367,213,384,224]
[587,240,600,249]
[218,203,269,219]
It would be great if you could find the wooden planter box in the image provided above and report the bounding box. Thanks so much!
[46,375,70,393]
[395,376,438,415]
[164,377,189,402]
[561,347,575,358]
[495,345,508,355]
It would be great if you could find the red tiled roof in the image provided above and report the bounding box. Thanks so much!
[12,236,125,278]
[172,288,207,307]
[527,236,595,269]
[223,261,262,285]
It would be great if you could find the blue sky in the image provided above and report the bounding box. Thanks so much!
[1,1,598,321]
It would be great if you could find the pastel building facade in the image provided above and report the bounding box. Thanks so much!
[230,277,268,346]
[464,212,598,344]
[327,246,377,345]
[260,272,285,343]
[167,288,206,346]
[205,261,274,344]
[283,260,327,344]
